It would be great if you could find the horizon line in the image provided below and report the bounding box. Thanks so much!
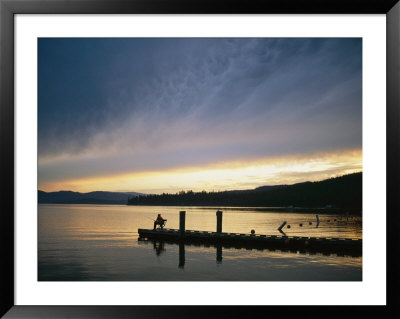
[38,171,362,195]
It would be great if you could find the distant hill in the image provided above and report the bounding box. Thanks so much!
[127,172,362,210]
[254,185,289,192]
[38,190,143,205]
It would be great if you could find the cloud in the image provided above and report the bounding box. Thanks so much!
[38,38,362,189]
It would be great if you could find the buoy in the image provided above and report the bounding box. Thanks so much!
[251,229,255,235]
[334,219,337,221]
[299,223,303,227]
[309,222,312,225]
[327,219,330,222]
[287,225,291,229]
[278,221,287,231]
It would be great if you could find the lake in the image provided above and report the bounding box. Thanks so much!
[38,204,362,281]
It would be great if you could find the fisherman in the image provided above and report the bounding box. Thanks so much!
[153,213,166,230]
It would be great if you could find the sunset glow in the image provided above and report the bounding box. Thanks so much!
[39,149,362,194]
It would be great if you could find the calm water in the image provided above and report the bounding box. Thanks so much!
[38,204,362,281]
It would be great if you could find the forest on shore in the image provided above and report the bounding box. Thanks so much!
[127,172,362,210]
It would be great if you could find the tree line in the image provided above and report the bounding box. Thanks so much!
[127,172,362,209]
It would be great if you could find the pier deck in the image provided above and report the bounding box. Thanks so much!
[138,228,362,256]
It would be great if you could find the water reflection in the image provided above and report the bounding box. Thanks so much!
[152,241,187,268]
[39,205,362,281]
[142,238,361,270]
[149,240,222,267]
[179,243,185,268]
[153,241,166,256]
[216,245,222,264]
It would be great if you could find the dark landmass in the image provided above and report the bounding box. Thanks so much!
[127,172,362,211]
[38,190,143,205]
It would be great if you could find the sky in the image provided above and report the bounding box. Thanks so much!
[38,38,362,194]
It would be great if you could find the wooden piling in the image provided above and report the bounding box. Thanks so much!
[216,210,223,233]
[179,211,186,236]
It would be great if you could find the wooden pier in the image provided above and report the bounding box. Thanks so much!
[138,210,362,256]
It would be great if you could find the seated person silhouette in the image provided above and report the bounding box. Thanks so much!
[153,214,166,230]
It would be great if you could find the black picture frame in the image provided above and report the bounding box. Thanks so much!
[1,0,399,318]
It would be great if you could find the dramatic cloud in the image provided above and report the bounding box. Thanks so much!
[38,38,362,192]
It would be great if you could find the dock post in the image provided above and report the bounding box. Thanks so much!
[216,210,223,233]
[179,211,186,236]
